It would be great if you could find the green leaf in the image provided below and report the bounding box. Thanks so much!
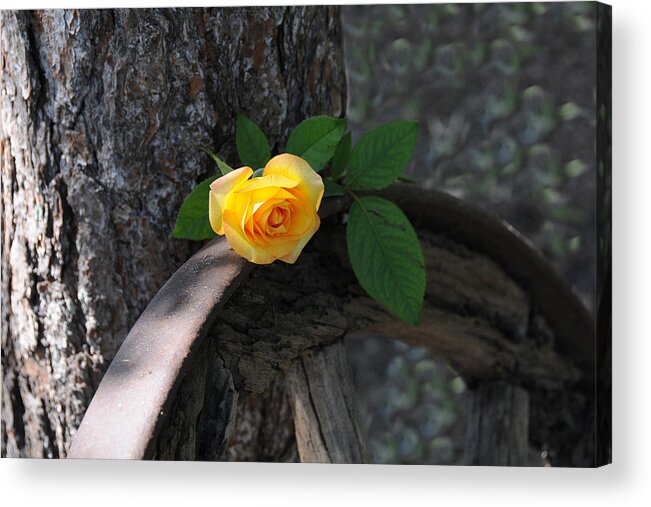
[171,176,218,241]
[252,168,265,178]
[331,132,351,179]
[236,113,271,169]
[346,196,425,325]
[200,147,233,176]
[346,121,419,190]
[286,116,346,172]
[323,179,345,197]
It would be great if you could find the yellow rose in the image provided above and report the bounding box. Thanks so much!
[209,153,324,265]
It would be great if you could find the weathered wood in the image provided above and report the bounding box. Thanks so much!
[213,225,582,396]
[286,341,367,464]
[151,331,239,461]
[221,374,298,463]
[464,381,539,466]
[64,187,594,465]
[66,199,348,460]
[1,6,347,458]
[180,210,592,466]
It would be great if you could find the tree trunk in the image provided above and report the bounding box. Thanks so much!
[1,7,346,458]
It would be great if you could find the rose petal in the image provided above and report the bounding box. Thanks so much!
[279,213,321,264]
[209,167,253,235]
[263,154,324,211]
[285,194,318,237]
[261,236,299,260]
[223,209,275,265]
[235,173,299,193]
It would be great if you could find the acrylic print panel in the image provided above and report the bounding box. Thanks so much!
[1,2,611,466]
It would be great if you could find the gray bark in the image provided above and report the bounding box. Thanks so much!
[1,6,346,458]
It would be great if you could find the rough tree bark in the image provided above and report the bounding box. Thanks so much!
[1,7,346,458]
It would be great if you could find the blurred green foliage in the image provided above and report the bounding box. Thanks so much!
[341,2,597,465]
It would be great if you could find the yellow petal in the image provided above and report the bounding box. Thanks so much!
[285,194,317,237]
[235,173,299,193]
[252,197,288,224]
[263,154,324,211]
[223,209,275,265]
[209,167,253,235]
[279,213,321,264]
[261,236,298,260]
[248,187,297,215]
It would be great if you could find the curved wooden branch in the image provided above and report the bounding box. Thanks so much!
[380,185,595,375]
[67,241,251,459]
[68,186,594,463]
